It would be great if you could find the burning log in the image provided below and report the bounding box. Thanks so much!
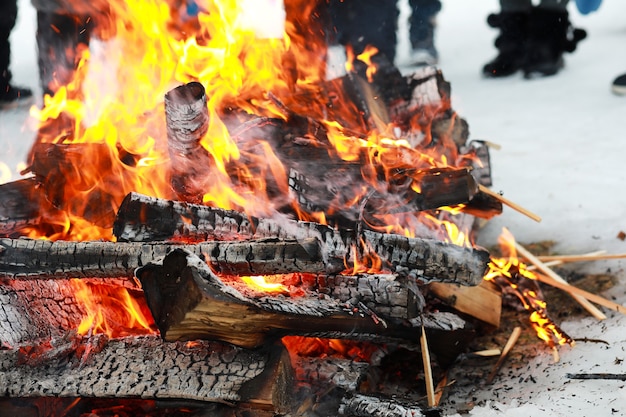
[136,249,474,357]
[0,237,343,279]
[115,192,490,286]
[0,179,43,238]
[165,81,214,203]
[0,334,294,411]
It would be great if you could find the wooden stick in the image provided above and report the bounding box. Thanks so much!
[533,272,626,316]
[566,373,626,381]
[526,251,606,270]
[513,242,607,320]
[420,324,436,408]
[477,184,541,223]
[536,252,626,264]
[486,326,522,384]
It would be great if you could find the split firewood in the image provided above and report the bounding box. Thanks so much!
[0,236,343,279]
[115,192,491,286]
[136,249,474,356]
[427,280,502,327]
[0,335,294,410]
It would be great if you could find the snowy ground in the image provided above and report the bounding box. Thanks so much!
[2,0,626,415]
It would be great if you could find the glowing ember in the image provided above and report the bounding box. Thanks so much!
[241,275,289,294]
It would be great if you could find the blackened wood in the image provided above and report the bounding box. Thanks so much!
[0,237,343,279]
[115,193,490,286]
[0,179,42,238]
[339,394,431,417]
[313,273,420,320]
[165,81,214,203]
[136,249,473,351]
[0,278,148,347]
[0,335,292,407]
[27,142,121,227]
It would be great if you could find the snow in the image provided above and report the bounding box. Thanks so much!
[2,0,626,415]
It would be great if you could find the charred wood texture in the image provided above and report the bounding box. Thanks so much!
[165,81,214,203]
[0,278,147,346]
[339,393,432,417]
[0,237,343,279]
[0,179,43,238]
[136,249,474,354]
[115,192,490,285]
[0,335,293,409]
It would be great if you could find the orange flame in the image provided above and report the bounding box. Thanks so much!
[71,279,156,338]
[484,228,573,348]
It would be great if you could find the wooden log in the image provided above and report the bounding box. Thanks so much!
[0,237,343,279]
[427,280,502,327]
[0,277,151,346]
[135,249,474,353]
[312,273,420,320]
[0,334,293,409]
[165,81,214,203]
[114,192,491,286]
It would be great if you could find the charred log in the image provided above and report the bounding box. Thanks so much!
[135,249,474,355]
[0,237,343,279]
[0,334,293,409]
[115,193,490,286]
[165,81,214,203]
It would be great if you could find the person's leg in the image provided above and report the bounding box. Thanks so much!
[407,0,441,66]
[523,0,586,77]
[0,0,32,107]
[328,0,399,64]
[0,0,18,92]
[482,0,532,77]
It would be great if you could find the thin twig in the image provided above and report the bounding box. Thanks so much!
[536,252,626,263]
[477,184,542,222]
[420,323,436,407]
[486,326,522,384]
[533,271,626,316]
[514,242,607,320]
[526,250,606,270]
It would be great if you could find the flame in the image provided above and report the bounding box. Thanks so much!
[70,279,156,338]
[484,228,573,348]
[241,275,289,294]
[12,0,485,336]
[17,0,477,245]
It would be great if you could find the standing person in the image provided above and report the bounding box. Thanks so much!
[407,0,442,66]
[0,0,33,109]
[482,0,587,78]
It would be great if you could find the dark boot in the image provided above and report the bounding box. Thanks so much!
[523,8,586,78]
[482,12,529,78]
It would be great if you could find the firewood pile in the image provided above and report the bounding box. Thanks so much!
[0,65,507,416]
